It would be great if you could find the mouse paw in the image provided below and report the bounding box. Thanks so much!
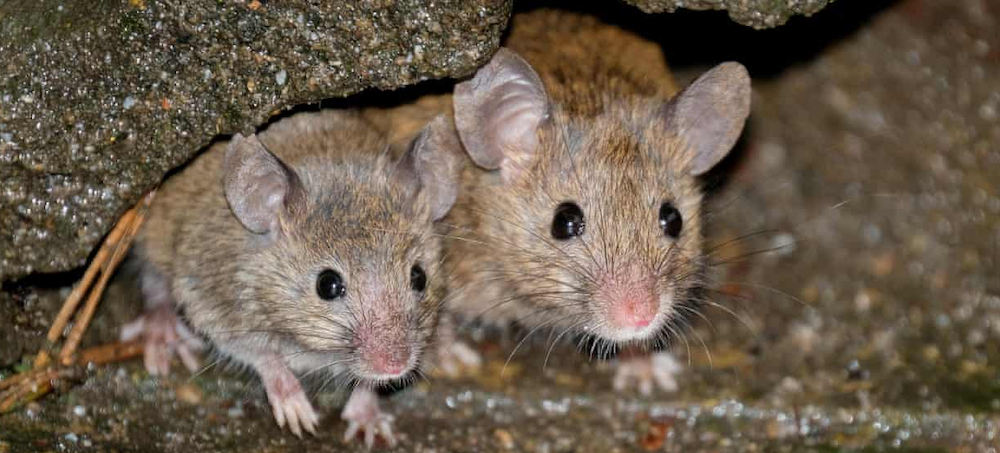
[342,387,396,448]
[611,351,683,395]
[435,340,483,377]
[261,364,319,438]
[121,303,203,376]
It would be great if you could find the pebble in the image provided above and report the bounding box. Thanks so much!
[175,383,203,405]
[494,428,515,449]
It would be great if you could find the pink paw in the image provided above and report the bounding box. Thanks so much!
[261,365,319,438]
[612,351,682,395]
[435,340,483,377]
[121,303,203,376]
[342,387,395,448]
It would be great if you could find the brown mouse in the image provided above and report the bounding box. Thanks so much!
[442,10,751,393]
[120,109,462,446]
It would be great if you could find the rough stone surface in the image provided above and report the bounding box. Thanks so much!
[0,0,511,280]
[623,0,835,29]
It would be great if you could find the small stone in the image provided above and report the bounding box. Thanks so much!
[122,96,136,110]
[854,290,872,312]
[175,383,203,405]
[870,252,895,276]
[73,405,86,417]
[275,69,287,86]
[494,429,515,450]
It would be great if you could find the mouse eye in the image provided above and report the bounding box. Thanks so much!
[551,202,585,240]
[316,269,346,300]
[410,265,427,292]
[659,202,683,238]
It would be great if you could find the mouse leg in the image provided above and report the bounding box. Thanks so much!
[432,314,482,377]
[611,350,683,395]
[255,356,319,438]
[341,387,396,448]
[121,267,203,376]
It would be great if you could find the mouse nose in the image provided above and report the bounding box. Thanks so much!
[596,265,659,330]
[609,294,658,329]
[362,345,412,377]
[368,350,410,376]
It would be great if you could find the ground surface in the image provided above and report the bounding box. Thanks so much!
[2,0,999,451]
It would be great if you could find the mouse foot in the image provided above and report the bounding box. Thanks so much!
[611,351,682,395]
[121,303,203,376]
[435,340,483,377]
[342,387,396,448]
[258,362,319,438]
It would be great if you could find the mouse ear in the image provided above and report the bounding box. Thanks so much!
[663,62,751,176]
[396,115,465,221]
[223,133,305,234]
[453,48,549,182]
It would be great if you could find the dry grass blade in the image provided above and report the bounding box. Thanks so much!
[59,191,154,366]
[0,341,143,413]
[0,191,155,413]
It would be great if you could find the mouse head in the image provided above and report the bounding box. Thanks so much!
[453,49,751,345]
[223,114,462,385]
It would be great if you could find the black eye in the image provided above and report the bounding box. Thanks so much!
[659,202,683,238]
[551,202,585,240]
[410,265,427,292]
[316,269,346,300]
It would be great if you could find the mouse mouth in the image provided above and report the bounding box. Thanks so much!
[588,269,672,344]
[353,347,420,384]
[592,311,667,344]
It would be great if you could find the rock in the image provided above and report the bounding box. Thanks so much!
[622,0,833,29]
[0,0,511,280]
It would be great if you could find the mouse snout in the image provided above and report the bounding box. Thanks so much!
[360,343,411,377]
[354,309,415,379]
[595,265,659,331]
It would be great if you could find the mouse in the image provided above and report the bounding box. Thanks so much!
[119,109,463,446]
[441,9,752,394]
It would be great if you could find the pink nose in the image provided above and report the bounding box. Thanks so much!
[611,297,657,329]
[365,348,410,377]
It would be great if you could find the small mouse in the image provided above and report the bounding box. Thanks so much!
[442,10,751,393]
[119,109,463,446]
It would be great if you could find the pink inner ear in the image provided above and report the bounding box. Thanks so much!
[668,62,751,176]
[454,48,549,179]
[223,133,302,235]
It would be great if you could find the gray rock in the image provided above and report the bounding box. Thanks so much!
[623,0,834,29]
[0,0,511,280]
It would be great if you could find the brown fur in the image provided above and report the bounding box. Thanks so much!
[136,109,443,382]
[442,9,712,348]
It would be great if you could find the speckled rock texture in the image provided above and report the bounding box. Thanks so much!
[2,0,1000,451]
[623,0,834,29]
[0,0,511,281]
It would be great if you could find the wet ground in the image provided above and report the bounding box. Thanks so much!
[2,0,1000,451]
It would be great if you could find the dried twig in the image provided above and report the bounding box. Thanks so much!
[0,340,143,413]
[1,191,155,413]
[59,192,152,366]
[33,208,137,370]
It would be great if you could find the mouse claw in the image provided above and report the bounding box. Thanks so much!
[122,303,203,377]
[261,363,320,438]
[341,387,396,448]
[612,351,683,395]
[435,340,483,377]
